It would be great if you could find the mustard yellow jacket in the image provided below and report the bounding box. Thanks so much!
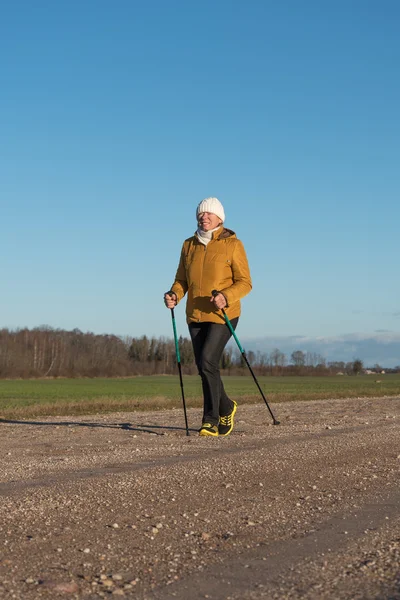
[171,227,252,324]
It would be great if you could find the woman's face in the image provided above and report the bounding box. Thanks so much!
[197,212,222,231]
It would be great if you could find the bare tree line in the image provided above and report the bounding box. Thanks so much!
[0,326,381,379]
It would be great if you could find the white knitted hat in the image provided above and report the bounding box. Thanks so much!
[196,197,225,223]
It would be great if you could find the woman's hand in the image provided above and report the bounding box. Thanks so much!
[164,292,177,308]
[210,292,227,310]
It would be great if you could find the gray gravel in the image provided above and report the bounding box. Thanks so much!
[0,396,399,599]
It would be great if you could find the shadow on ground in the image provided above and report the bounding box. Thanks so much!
[0,418,198,435]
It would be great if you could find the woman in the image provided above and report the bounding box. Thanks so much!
[164,197,252,437]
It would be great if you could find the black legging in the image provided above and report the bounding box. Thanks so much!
[189,318,238,425]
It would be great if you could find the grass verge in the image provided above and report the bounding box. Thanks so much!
[0,375,399,418]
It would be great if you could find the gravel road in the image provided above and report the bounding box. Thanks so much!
[0,396,399,599]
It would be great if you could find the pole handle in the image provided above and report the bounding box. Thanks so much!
[168,292,180,362]
[165,290,177,311]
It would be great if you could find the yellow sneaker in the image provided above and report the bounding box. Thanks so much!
[199,423,219,437]
[218,400,237,436]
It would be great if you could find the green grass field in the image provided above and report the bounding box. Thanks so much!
[0,374,399,418]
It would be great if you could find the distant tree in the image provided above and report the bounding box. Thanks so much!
[291,350,306,367]
[352,358,364,375]
[247,350,256,366]
[179,336,194,365]
[233,349,246,368]
[221,347,233,370]
[328,361,346,370]
[305,351,325,368]
[270,348,287,368]
[255,351,268,367]
[270,348,279,367]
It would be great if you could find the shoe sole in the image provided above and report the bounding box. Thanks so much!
[218,401,237,437]
[199,429,219,437]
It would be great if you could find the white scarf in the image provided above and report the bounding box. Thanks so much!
[195,225,221,246]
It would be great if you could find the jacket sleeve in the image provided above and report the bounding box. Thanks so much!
[170,244,188,303]
[221,240,252,306]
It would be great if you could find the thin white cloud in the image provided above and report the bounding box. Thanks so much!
[239,331,400,367]
[244,331,400,344]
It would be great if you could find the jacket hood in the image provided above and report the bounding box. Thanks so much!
[217,227,236,239]
[186,227,236,244]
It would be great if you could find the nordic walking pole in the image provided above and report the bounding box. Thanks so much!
[167,292,190,436]
[212,290,280,425]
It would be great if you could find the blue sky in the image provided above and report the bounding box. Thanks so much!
[1,0,399,350]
